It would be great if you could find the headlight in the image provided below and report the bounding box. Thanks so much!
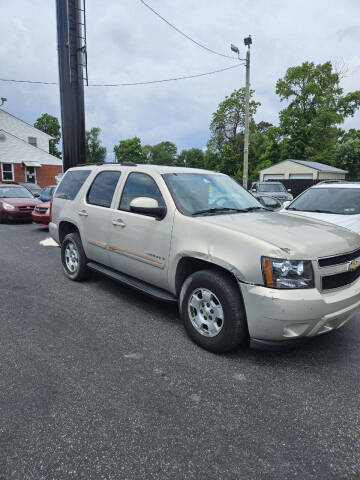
[2,202,15,211]
[262,257,314,289]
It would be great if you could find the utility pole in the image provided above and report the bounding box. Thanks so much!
[231,35,252,189]
[56,0,88,171]
[243,37,251,189]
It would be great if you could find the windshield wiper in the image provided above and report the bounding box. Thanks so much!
[238,206,268,212]
[192,207,246,216]
[192,206,267,216]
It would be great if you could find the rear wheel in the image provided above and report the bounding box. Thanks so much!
[61,232,90,281]
[179,269,248,353]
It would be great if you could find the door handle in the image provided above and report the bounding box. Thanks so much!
[112,219,126,228]
[78,210,88,217]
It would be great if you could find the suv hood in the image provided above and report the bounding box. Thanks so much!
[281,210,360,235]
[258,192,290,199]
[198,211,360,259]
[1,197,38,206]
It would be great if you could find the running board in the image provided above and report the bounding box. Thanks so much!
[87,262,177,303]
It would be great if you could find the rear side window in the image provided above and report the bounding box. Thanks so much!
[55,170,91,200]
[87,171,121,208]
[119,172,165,211]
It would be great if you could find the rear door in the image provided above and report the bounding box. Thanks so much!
[108,171,173,290]
[78,170,122,266]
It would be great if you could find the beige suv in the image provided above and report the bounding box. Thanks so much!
[50,164,360,352]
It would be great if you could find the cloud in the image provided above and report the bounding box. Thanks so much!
[0,0,359,157]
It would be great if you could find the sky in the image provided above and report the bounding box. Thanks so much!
[0,0,360,161]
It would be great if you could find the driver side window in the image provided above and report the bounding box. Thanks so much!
[119,172,165,212]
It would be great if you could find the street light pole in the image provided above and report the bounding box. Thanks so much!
[243,43,251,189]
[231,35,252,189]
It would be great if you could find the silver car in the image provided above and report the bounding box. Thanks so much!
[50,164,360,353]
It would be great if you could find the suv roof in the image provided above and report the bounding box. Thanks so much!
[68,163,218,175]
[313,182,360,189]
[254,181,284,185]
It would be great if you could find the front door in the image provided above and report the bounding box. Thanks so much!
[108,172,173,290]
[26,166,36,183]
[77,170,122,266]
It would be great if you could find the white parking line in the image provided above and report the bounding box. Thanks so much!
[39,237,59,247]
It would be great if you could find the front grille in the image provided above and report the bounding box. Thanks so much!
[35,207,47,214]
[19,205,35,212]
[318,248,360,268]
[322,268,360,290]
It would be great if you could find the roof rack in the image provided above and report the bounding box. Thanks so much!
[74,162,137,167]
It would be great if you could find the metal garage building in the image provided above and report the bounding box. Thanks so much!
[259,159,347,182]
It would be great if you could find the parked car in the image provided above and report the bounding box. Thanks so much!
[50,164,360,353]
[32,200,51,227]
[38,185,57,202]
[250,181,293,204]
[0,184,40,222]
[281,182,360,234]
[17,182,42,197]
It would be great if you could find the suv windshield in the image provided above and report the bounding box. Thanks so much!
[258,183,286,192]
[289,187,360,215]
[0,187,34,199]
[163,173,263,215]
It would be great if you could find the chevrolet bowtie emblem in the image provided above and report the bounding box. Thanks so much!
[348,260,360,272]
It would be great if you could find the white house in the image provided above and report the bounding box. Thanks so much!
[0,109,62,187]
[259,159,347,181]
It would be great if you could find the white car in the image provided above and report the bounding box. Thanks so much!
[281,182,360,234]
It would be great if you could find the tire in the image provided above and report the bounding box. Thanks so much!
[61,232,91,281]
[179,269,248,353]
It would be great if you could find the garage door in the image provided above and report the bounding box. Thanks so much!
[263,174,285,180]
[289,174,313,179]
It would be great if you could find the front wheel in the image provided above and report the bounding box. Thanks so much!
[61,232,90,281]
[179,270,248,353]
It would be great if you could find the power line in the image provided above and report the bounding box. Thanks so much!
[0,64,243,87]
[0,78,57,85]
[139,0,237,60]
[88,64,243,86]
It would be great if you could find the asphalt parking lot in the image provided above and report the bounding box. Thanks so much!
[0,223,359,480]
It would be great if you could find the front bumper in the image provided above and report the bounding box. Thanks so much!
[32,212,50,226]
[1,210,33,222]
[49,222,59,243]
[240,279,360,342]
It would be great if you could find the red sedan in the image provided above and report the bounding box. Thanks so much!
[32,200,51,227]
[0,184,40,223]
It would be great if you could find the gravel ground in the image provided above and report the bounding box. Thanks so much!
[0,223,359,480]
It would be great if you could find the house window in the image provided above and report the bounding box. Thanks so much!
[1,163,14,181]
[28,137,37,147]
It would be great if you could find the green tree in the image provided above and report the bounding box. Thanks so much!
[34,113,61,158]
[208,88,260,178]
[114,137,146,164]
[85,127,106,163]
[149,141,177,165]
[335,129,360,179]
[276,61,360,163]
[177,148,204,168]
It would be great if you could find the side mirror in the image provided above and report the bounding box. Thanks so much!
[282,201,291,209]
[34,193,40,198]
[287,188,291,192]
[251,188,256,192]
[130,197,166,219]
